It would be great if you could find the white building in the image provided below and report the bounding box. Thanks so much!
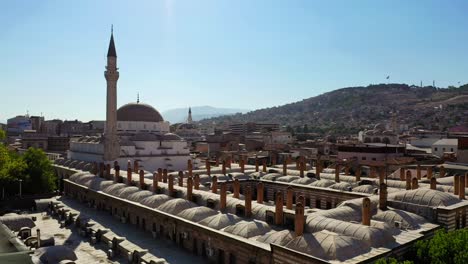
[432,138,458,157]
[68,30,190,172]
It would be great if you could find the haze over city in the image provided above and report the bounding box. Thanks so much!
[2,0,468,122]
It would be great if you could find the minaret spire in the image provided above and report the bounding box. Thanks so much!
[137,93,140,103]
[187,107,193,124]
[104,28,120,161]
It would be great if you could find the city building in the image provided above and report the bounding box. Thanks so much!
[432,138,458,157]
[7,115,32,135]
[229,123,280,135]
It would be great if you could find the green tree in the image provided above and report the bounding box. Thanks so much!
[0,129,6,141]
[21,148,56,194]
[414,229,468,264]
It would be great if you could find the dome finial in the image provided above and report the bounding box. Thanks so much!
[137,92,140,103]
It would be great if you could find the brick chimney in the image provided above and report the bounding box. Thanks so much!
[286,186,293,210]
[240,157,245,173]
[297,195,305,207]
[356,166,361,181]
[315,159,321,179]
[153,171,158,192]
[427,166,433,180]
[106,164,111,179]
[168,174,174,195]
[466,172,468,188]
[335,164,340,183]
[255,157,259,172]
[379,167,385,185]
[416,165,421,180]
[275,192,284,225]
[440,165,445,178]
[215,156,219,166]
[91,162,98,175]
[178,171,184,187]
[211,176,218,194]
[222,160,226,175]
[187,159,193,177]
[345,165,350,176]
[194,174,200,190]
[370,167,376,178]
[245,186,252,218]
[114,165,120,183]
[405,170,412,190]
[379,183,387,210]
[36,229,41,248]
[257,182,264,204]
[127,160,132,172]
[262,159,267,172]
[459,175,465,200]
[430,177,437,190]
[295,202,304,236]
[139,169,145,190]
[99,162,105,177]
[187,176,193,201]
[220,182,227,211]
[399,167,405,181]
[163,169,168,183]
[299,162,304,178]
[454,175,460,195]
[127,167,132,185]
[133,160,139,173]
[206,159,211,176]
[362,197,371,226]
[157,168,163,182]
[411,177,418,190]
[283,159,287,176]
[233,179,240,198]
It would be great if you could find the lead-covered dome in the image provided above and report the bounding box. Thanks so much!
[117,102,164,122]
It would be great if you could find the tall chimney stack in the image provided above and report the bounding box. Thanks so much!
[114,165,120,183]
[211,176,218,194]
[139,169,145,189]
[370,167,376,178]
[157,168,163,182]
[335,164,340,183]
[106,164,111,179]
[127,160,132,172]
[416,165,421,180]
[257,182,264,204]
[36,229,41,248]
[459,175,465,200]
[427,166,433,180]
[178,171,184,187]
[454,175,460,195]
[411,177,418,190]
[233,179,240,198]
[379,167,385,185]
[362,198,371,226]
[399,167,405,181]
[153,171,158,192]
[220,182,227,211]
[194,174,200,190]
[286,186,293,210]
[345,165,350,175]
[315,159,321,179]
[127,167,132,185]
[262,159,267,173]
[168,174,174,195]
[255,157,259,172]
[356,166,361,181]
[430,177,437,190]
[275,192,284,225]
[283,159,287,176]
[245,186,252,218]
[187,159,193,177]
[222,160,226,175]
[440,165,445,178]
[99,163,105,177]
[299,162,304,178]
[206,159,211,176]
[295,202,304,236]
[406,171,412,190]
[187,176,193,201]
[379,183,387,210]
[240,157,245,173]
[133,160,139,173]
[163,169,168,183]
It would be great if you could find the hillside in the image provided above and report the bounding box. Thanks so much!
[162,106,249,123]
[200,83,468,135]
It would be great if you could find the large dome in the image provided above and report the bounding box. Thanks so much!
[117,102,164,122]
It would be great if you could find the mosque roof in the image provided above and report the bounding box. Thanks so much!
[117,103,164,123]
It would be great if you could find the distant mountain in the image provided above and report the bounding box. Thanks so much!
[200,83,468,135]
[162,106,249,123]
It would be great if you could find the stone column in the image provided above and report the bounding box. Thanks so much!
[257,182,264,204]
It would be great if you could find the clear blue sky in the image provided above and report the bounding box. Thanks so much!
[1,0,468,123]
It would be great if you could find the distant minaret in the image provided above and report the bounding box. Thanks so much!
[391,111,398,134]
[103,26,120,161]
[187,107,193,124]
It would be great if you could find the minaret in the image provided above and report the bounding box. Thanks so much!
[103,27,120,161]
[187,107,193,124]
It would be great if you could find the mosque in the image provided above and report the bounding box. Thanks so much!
[68,31,190,172]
